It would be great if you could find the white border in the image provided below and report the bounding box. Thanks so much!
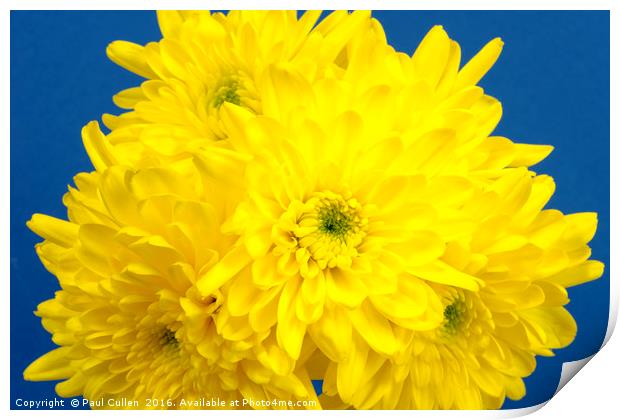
[0,0,616,11]
[2,1,616,419]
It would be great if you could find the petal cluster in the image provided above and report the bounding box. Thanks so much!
[25,11,603,410]
[25,150,318,407]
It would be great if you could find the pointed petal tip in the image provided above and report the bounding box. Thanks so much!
[23,348,73,382]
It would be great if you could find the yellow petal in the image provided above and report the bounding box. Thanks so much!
[563,212,598,246]
[308,305,352,362]
[99,166,140,225]
[259,64,315,121]
[252,254,288,289]
[436,40,462,96]
[469,366,505,398]
[112,87,146,109]
[241,359,273,385]
[296,272,325,323]
[370,276,440,323]
[56,372,87,397]
[454,37,503,90]
[216,310,253,341]
[408,260,481,291]
[256,338,294,377]
[276,278,307,359]
[24,348,74,381]
[249,286,281,331]
[535,281,569,306]
[412,25,451,88]
[196,246,251,295]
[81,121,118,172]
[505,376,526,400]
[271,374,309,399]
[325,269,367,309]
[384,231,446,267]
[511,143,554,167]
[27,214,78,247]
[349,301,397,356]
[519,307,577,349]
[227,271,262,317]
[106,40,157,79]
[314,10,372,65]
[156,10,184,38]
[245,228,273,258]
[541,260,604,288]
[158,39,191,79]
[74,223,117,276]
[336,334,368,401]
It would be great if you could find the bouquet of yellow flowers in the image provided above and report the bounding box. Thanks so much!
[24,11,604,410]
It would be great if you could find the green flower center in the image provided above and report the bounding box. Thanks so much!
[212,81,241,108]
[275,191,368,272]
[443,300,466,335]
[318,201,355,241]
[160,328,179,349]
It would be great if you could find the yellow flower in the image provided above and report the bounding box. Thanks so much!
[286,24,554,177]
[199,72,512,363]
[103,10,385,166]
[24,123,319,409]
[198,46,602,406]
[316,169,604,409]
[24,11,604,411]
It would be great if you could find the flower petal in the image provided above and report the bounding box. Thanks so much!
[349,301,397,356]
[276,278,307,359]
[24,348,74,381]
[196,246,251,295]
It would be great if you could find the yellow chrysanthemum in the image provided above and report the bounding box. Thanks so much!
[103,10,385,166]
[194,49,602,406]
[24,10,604,411]
[24,123,320,409]
[315,169,603,409]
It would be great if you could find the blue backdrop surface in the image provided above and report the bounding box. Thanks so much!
[10,10,610,410]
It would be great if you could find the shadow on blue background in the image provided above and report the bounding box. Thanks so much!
[10,10,609,410]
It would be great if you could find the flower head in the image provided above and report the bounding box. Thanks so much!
[317,169,603,409]
[104,10,385,166]
[24,123,319,408]
[197,73,508,363]
[24,11,604,411]
[199,47,603,407]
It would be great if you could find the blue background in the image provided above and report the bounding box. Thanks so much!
[10,11,610,410]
